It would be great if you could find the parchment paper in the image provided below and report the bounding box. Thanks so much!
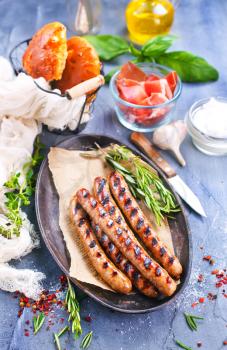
[48,147,174,291]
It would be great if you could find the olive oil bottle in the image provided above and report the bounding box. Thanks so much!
[126,0,175,45]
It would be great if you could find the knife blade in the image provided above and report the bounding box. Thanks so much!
[130,132,206,217]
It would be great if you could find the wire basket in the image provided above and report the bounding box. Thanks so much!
[9,39,99,135]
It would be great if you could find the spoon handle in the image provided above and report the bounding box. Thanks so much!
[130,132,176,178]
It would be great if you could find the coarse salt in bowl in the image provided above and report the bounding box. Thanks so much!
[110,62,182,132]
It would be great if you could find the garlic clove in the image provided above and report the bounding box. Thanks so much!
[152,120,187,166]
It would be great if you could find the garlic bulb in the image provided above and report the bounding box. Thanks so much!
[152,120,187,166]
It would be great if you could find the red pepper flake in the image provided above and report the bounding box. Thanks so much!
[24,331,30,337]
[207,293,217,300]
[224,294,227,298]
[211,269,219,275]
[197,341,202,347]
[199,297,205,303]
[216,282,223,288]
[203,255,211,261]
[223,340,227,345]
[25,320,30,325]
[197,274,204,282]
[191,302,199,308]
[84,315,92,322]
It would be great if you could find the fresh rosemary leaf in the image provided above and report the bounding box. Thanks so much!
[65,277,82,338]
[54,333,62,350]
[33,312,45,335]
[175,340,192,350]
[184,313,204,331]
[80,331,93,349]
[57,325,69,338]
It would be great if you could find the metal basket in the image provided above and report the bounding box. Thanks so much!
[9,39,98,135]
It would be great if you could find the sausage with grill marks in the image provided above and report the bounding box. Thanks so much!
[93,177,158,298]
[91,221,158,298]
[109,171,182,279]
[69,198,132,294]
[76,188,177,297]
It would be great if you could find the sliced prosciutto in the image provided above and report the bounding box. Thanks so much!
[116,62,178,126]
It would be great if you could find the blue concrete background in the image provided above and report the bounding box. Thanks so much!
[0,1,226,349]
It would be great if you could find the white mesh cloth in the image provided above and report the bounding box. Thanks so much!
[0,263,45,300]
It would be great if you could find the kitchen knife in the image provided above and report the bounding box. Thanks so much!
[130,132,206,217]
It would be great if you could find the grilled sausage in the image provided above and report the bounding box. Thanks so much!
[76,188,177,296]
[109,171,182,279]
[69,198,132,294]
[91,221,158,298]
[93,177,158,298]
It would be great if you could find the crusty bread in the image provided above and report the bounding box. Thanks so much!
[23,22,67,81]
[55,36,101,93]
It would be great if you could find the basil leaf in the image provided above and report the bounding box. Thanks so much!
[141,35,176,58]
[85,35,130,61]
[156,51,219,82]
[105,66,120,83]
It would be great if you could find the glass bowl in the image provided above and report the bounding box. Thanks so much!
[185,97,227,156]
[109,63,182,132]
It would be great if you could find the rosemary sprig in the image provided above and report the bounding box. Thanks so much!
[0,137,44,239]
[184,313,204,331]
[175,340,192,350]
[105,144,179,225]
[65,277,82,339]
[53,333,62,350]
[33,312,45,335]
[80,331,93,349]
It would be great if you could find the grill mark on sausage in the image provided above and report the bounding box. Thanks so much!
[144,226,151,237]
[103,262,109,269]
[134,245,141,257]
[144,257,151,269]
[109,206,115,216]
[79,218,86,227]
[116,227,123,236]
[136,218,144,230]
[125,197,132,208]
[101,196,110,206]
[89,240,96,248]
[169,256,175,265]
[160,247,166,257]
[125,237,132,247]
[116,252,123,264]
[152,237,158,246]
[108,242,115,252]
[130,208,138,217]
[155,267,162,277]
[116,216,122,224]
[91,199,97,208]
[96,252,101,258]
[101,233,108,242]
[124,262,131,273]
[107,219,114,228]
[97,178,106,194]
[86,228,90,237]
[112,271,118,277]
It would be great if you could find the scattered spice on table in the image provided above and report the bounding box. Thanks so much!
[197,341,202,347]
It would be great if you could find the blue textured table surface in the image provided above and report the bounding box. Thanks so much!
[0,1,226,349]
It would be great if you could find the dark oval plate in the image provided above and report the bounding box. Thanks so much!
[35,134,192,313]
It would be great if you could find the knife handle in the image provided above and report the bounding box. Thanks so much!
[130,132,176,178]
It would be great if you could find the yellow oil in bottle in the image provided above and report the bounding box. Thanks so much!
[126,0,175,45]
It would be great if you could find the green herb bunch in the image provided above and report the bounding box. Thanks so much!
[0,137,44,239]
[105,144,178,225]
[85,34,218,83]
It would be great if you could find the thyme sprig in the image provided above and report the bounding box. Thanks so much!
[80,331,93,349]
[184,313,204,331]
[65,277,82,339]
[105,144,179,225]
[0,137,44,239]
[33,312,45,335]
